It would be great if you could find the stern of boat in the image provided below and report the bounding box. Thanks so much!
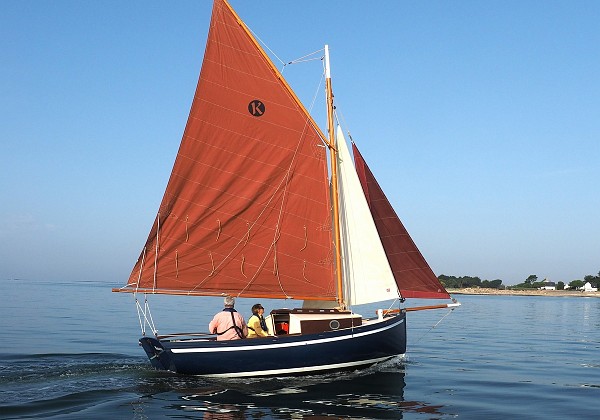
[139,336,174,372]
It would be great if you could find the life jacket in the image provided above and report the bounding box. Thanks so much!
[213,308,245,339]
[247,314,268,337]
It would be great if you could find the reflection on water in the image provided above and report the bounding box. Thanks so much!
[131,358,443,419]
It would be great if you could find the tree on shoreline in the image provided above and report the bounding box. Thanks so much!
[438,275,504,289]
[513,274,544,289]
[524,275,538,285]
[439,270,599,290]
[584,271,600,288]
[568,280,584,289]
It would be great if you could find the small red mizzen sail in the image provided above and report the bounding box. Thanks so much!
[125,0,334,299]
[352,144,450,299]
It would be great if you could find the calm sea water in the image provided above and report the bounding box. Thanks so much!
[1,279,599,419]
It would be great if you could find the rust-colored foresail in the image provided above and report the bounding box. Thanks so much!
[119,0,335,300]
[352,144,450,299]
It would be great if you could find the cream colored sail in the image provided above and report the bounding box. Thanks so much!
[336,126,399,305]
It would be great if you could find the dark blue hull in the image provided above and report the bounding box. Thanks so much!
[139,313,406,377]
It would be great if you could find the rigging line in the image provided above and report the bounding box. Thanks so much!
[135,247,147,290]
[244,222,251,245]
[191,76,325,290]
[153,214,160,291]
[185,215,189,242]
[333,107,349,137]
[285,48,325,68]
[241,255,247,278]
[386,298,401,313]
[334,107,358,151]
[190,157,294,292]
[413,308,456,345]
[262,67,327,294]
[208,251,215,277]
[286,57,323,65]
[273,245,278,276]
[287,48,325,64]
[145,296,158,336]
[191,56,327,295]
[134,294,145,335]
[234,70,328,297]
[247,26,286,68]
[190,172,287,293]
[135,293,158,336]
[300,225,307,251]
[246,12,323,73]
[187,156,297,292]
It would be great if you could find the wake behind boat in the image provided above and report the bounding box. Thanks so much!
[113,0,459,377]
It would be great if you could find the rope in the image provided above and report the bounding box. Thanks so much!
[153,214,160,291]
[187,42,326,297]
[283,48,325,70]
[208,251,215,277]
[247,27,286,68]
[229,70,326,298]
[135,247,146,289]
[386,298,401,313]
[241,255,247,278]
[185,215,189,242]
[300,225,307,251]
[246,16,323,72]
[244,222,250,245]
[413,307,456,344]
[273,247,278,276]
[288,48,325,64]
[135,293,158,336]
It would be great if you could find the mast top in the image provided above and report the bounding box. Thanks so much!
[324,45,331,79]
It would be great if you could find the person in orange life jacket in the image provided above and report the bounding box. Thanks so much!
[209,296,248,341]
[247,303,268,338]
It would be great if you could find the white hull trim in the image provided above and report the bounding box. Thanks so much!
[202,354,403,378]
[171,318,405,354]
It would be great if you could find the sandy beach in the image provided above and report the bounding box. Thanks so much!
[447,288,600,298]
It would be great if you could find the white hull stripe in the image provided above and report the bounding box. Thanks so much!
[170,318,404,354]
[202,354,404,378]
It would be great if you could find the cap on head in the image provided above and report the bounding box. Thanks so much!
[224,296,235,307]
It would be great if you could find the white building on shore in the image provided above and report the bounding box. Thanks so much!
[581,282,598,292]
[539,279,556,291]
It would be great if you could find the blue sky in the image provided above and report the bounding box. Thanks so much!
[1,1,598,286]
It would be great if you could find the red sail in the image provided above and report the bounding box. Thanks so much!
[125,0,334,299]
[352,144,450,299]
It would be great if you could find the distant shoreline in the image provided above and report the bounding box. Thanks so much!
[447,288,600,298]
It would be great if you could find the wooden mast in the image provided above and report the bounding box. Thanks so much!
[324,45,345,308]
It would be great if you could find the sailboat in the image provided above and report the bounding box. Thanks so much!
[113,0,459,377]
